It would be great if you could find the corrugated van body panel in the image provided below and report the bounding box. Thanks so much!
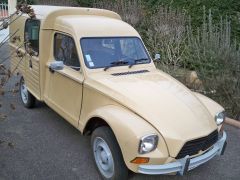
[25,55,41,99]
[9,15,41,100]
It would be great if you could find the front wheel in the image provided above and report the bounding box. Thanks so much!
[20,77,35,108]
[91,126,128,180]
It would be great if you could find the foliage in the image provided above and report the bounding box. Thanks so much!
[0,0,8,4]
[93,0,145,27]
[145,0,240,42]
[71,0,240,42]
[184,9,240,117]
[75,0,94,7]
[17,0,36,5]
[0,2,36,122]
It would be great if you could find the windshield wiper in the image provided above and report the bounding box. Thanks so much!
[104,60,129,71]
[129,58,149,68]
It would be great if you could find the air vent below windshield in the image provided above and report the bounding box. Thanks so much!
[111,70,149,76]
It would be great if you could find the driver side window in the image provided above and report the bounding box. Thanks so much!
[54,33,80,71]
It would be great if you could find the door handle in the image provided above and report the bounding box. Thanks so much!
[29,59,33,68]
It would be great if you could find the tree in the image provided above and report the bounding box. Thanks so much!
[17,0,35,5]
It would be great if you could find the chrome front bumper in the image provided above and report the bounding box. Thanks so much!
[138,131,227,175]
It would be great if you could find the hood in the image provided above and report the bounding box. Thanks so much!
[86,69,217,157]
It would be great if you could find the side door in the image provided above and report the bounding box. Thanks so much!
[46,32,83,128]
[24,19,41,99]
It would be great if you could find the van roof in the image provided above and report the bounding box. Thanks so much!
[31,5,121,22]
[29,5,139,38]
[55,15,139,38]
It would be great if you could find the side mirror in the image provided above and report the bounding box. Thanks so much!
[154,53,161,62]
[49,61,64,73]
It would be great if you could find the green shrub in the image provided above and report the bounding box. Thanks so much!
[75,0,94,7]
[184,8,240,118]
[145,0,240,43]
[17,0,36,5]
[0,0,8,4]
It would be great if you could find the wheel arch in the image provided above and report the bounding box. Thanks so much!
[83,116,110,135]
[80,105,169,172]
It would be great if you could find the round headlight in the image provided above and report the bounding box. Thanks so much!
[139,134,158,154]
[215,111,225,125]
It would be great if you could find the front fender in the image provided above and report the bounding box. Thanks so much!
[194,92,224,130]
[194,92,224,116]
[82,105,169,172]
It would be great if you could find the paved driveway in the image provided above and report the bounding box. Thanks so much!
[0,28,8,43]
[0,45,240,180]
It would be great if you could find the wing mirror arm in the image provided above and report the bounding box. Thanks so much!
[49,61,64,73]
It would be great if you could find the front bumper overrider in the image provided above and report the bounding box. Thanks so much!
[138,131,227,175]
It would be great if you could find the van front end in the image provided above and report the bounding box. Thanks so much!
[138,131,227,175]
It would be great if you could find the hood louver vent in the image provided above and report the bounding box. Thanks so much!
[111,70,149,76]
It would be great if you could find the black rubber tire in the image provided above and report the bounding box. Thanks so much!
[19,77,36,108]
[91,126,129,180]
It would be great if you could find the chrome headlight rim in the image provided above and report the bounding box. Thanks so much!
[215,111,226,125]
[138,134,159,154]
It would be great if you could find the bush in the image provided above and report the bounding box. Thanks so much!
[145,0,240,43]
[17,0,36,5]
[75,0,94,7]
[0,0,8,4]
[93,0,145,27]
[184,8,240,118]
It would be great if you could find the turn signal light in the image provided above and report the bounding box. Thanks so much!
[131,157,149,164]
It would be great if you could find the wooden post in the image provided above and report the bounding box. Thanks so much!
[8,0,17,15]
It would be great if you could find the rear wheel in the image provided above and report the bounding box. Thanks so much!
[91,126,128,180]
[20,77,35,108]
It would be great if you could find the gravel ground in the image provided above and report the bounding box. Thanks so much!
[0,45,240,180]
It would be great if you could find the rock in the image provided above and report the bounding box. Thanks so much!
[185,71,204,91]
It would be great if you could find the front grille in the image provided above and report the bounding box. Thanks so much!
[176,130,218,159]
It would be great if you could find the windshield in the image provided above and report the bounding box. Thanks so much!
[80,37,151,69]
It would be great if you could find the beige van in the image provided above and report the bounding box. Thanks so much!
[9,5,227,179]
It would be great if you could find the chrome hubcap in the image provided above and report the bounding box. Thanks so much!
[93,137,114,178]
[20,79,28,104]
